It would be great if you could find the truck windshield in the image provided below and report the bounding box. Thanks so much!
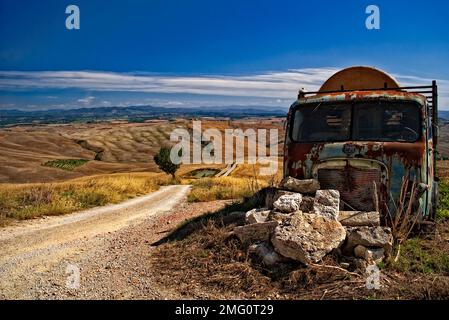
[291,102,421,142]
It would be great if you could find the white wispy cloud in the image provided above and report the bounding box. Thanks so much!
[0,68,337,98]
[0,67,448,106]
[77,96,95,105]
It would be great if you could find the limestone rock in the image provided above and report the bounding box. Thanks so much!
[353,245,367,259]
[270,211,300,223]
[234,221,278,244]
[338,211,380,227]
[245,208,270,224]
[313,189,340,220]
[281,177,320,194]
[366,248,385,262]
[265,190,295,209]
[354,245,385,262]
[248,242,285,266]
[345,226,393,255]
[265,188,314,212]
[271,212,346,264]
[273,194,302,213]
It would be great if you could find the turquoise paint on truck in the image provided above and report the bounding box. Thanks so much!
[284,67,438,220]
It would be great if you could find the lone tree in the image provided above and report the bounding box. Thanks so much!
[154,146,180,179]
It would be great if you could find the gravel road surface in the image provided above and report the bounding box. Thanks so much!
[0,185,227,299]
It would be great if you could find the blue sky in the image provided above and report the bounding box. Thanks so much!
[0,0,448,110]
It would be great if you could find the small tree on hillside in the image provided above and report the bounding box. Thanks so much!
[154,146,180,179]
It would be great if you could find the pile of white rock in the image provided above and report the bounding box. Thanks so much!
[232,176,393,269]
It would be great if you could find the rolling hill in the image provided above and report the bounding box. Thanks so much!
[0,118,285,183]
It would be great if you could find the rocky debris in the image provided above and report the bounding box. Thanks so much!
[233,183,392,270]
[271,212,346,264]
[245,208,271,224]
[344,226,393,255]
[248,242,285,266]
[273,194,302,213]
[338,211,380,227]
[300,196,315,212]
[233,221,278,244]
[265,190,295,209]
[281,177,320,194]
[313,189,340,220]
[354,245,385,263]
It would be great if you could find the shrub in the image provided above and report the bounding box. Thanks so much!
[154,146,180,179]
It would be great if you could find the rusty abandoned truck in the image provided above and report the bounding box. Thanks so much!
[284,66,439,221]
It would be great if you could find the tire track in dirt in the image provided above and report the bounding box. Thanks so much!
[0,185,191,299]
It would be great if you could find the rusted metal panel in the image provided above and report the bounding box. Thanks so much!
[296,91,428,107]
[284,89,430,218]
[318,166,381,211]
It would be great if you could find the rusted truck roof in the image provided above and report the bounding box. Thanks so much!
[295,66,428,107]
[294,90,428,107]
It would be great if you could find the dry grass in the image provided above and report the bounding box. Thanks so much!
[152,236,352,298]
[385,179,422,248]
[151,221,276,298]
[230,162,283,185]
[388,179,449,275]
[0,172,172,225]
[185,176,268,202]
[151,194,361,299]
[183,160,283,203]
[437,122,449,160]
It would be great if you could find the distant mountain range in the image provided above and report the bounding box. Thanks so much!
[0,105,288,126]
[1,105,448,127]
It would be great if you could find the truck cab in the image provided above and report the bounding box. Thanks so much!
[284,66,439,220]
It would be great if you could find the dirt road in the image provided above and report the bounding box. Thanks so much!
[0,184,223,299]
